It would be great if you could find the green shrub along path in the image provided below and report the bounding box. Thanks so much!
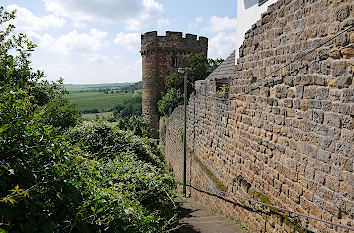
[0,6,179,233]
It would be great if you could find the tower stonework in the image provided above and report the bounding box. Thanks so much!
[141,31,208,138]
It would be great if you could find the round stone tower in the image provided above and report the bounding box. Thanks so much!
[141,31,208,138]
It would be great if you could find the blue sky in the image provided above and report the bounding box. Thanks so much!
[3,0,236,84]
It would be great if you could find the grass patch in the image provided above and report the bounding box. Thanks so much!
[234,219,253,233]
[65,83,133,92]
[67,91,140,113]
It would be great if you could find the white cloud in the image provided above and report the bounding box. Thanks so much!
[188,17,203,31]
[6,4,65,31]
[157,17,171,29]
[26,31,54,48]
[120,58,141,72]
[124,0,163,30]
[85,53,109,63]
[43,0,163,30]
[73,22,87,29]
[209,32,236,58]
[27,29,107,55]
[201,16,236,58]
[113,56,122,61]
[54,29,107,54]
[57,63,75,70]
[114,32,141,51]
[208,16,236,32]
[43,0,140,21]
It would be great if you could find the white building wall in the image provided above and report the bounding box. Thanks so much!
[235,0,278,63]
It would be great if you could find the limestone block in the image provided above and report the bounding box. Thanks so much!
[334,4,350,22]
[341,46,354,59]
[324,112,342,128]
[330,48,342,59]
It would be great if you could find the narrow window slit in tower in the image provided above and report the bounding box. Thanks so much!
[171,56,177,67]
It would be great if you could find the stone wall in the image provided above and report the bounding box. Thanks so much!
[141,31,208,138]
[162,0,353,232]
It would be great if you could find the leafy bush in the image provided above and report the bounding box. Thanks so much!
[115,115,151,138]
[112,95,142,117]
[0,95,178,232]
[41,91,81,129]
[157,88,183,116]
[0,89,84,232]
[64,123,179,232]
[66,123,161,166]
[0,6,178,233]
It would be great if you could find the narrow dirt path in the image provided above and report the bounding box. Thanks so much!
[177,198,245,233]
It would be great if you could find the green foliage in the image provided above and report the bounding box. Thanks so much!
[0,88,83,232]
[112,95,142,117]
[34,80,80,129]
[119,81,142,92]
[115,115,151,138]
[157,88,183,116]
[216,84,229,98]
[163,53,223,94]
[67,123,160,165]
[184,53,223,83]
[165,72,183,91]
[0,7,178,233]
[63,122,178,232]
[0,7,41,88]
[158,53,223,116]
[82,111,114,120]
[0,95,178,232]
[0,6,80,129]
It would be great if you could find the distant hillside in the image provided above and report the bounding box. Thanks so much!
[66,82,142,118]
[65,82,135,92]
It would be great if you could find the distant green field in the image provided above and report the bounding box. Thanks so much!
[65,83,134,92]
[67,91,140,112]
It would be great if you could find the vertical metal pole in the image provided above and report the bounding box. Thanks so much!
[183,72,187,197]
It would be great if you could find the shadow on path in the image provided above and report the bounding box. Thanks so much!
[175,198,243,233]
[177,202,202,233]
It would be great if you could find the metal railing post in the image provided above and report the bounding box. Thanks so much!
[183,71,187,197]
[178,67,187,197]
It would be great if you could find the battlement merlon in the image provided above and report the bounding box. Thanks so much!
[141,31,208,44]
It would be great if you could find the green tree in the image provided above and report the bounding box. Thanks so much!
[0,7,41,88]
[158,53,223,116]
[185,53,223,83]
[0,7,80,129]
[119,81,142,92]
[157,87,183,116]
[164,53,223,93]
[112,95,142,117]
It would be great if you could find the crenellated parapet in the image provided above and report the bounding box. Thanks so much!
[141,31,208,56]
